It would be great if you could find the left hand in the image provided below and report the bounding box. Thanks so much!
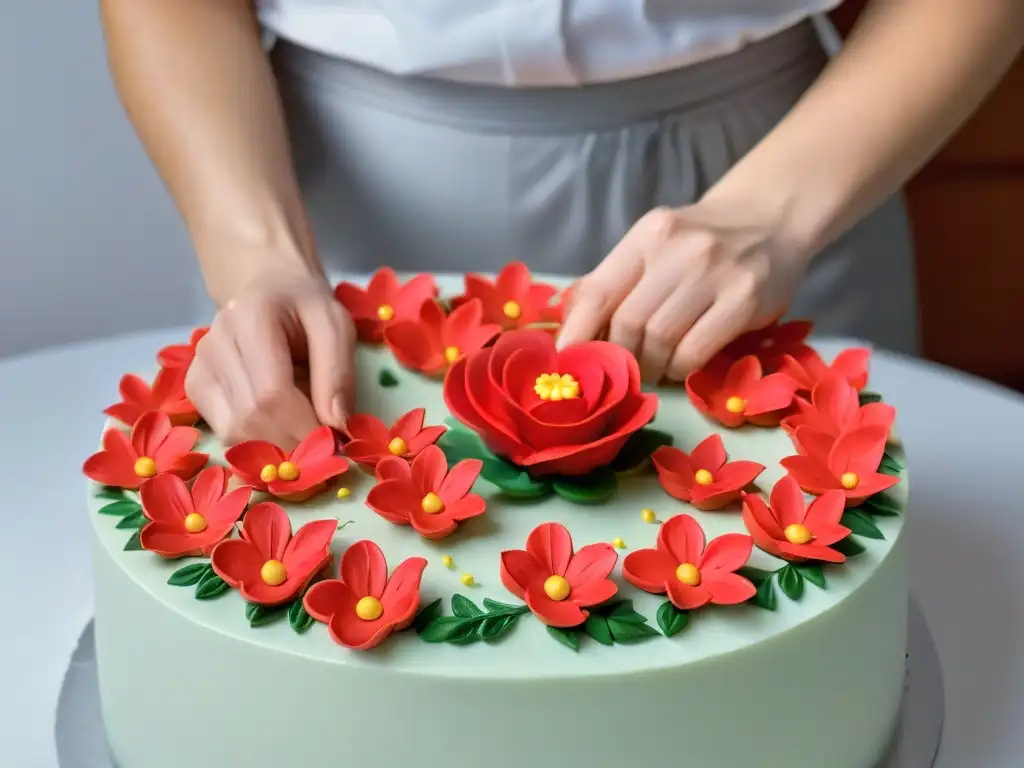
[556,201,813,382]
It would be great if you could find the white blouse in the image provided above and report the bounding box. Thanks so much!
[257,0,843,86]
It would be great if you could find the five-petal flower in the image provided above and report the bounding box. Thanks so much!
[343,408,446,469]
[156,327,208,370]
[384,298,502,374]
[686,355,797,428]
[778,347,871,393]
[741,476,850,563]
[780,424,899,504]
[651,434,765,510]
[500,522,618,627]
[225,425,349,502]
[334,268,438,343]
[719,320,815,372]
[455,262,561,330]
[104,368,198,428]
[780,372,895,440]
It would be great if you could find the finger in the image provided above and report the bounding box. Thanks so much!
[637,280,715,383]
[666,288,756,381]
[298,297,356,428]
[607,266,680,359]
[184,361,233,441]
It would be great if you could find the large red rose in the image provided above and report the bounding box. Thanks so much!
[442,329,658,476]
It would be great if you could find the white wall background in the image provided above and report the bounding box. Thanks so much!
[0,0,208,359]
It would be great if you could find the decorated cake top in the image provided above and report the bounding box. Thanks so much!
[85,263,905,668]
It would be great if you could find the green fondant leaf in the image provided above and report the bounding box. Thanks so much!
[478,614,517,642]
[436,425,489,465]
[547,626,580,651]
[832,535,867,557]
[656,601,690,637]
[97,486,128,501]
[551,468,618,504]
[115,511,147,530]
[418,616,481,645]
[584,615,614,646]
[841,509,885,540]
[450,594,484,618]
[778,564,804,602]
[288,599,315,634]
[737,566,776,585]
[194,569,230,600]
[97,499,141,517]
[378,368,399,387]
[863,493,901,517]
[413,599,443,634]
[753,575,777,611]
[794,563,826,589]
[859,390,883,405]
[609,428,675,473]
[878,452,903,477]
[167,563,210,587]
[605,600,647,625]
[606,616,660,644]
[480,458,553,500]
[246,602,287,628]
[123,530,143,551]
[482,598,528,614]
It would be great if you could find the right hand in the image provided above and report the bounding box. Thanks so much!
[185,270,356,449]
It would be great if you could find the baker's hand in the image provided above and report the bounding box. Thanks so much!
[556,201,812,382]
[185,270,356,449]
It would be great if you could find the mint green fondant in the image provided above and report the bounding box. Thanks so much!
[551,468,617,504]
[794,563,827,589]
[656,601,690,637]
[778,564,804,601]
[122,530,142,551]
[378,368,399,387]
[167,563,210,587]
[98,499,140,517]
[609,427,674,473]
[288,599,315,634]
[841,509,885,540]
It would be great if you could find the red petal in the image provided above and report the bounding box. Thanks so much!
[407,510,458,539]
[859,403,896,432]
[132,411,171,457]
[343,440,387,466]
[812,373,860,432]
[283,519,337,575]
[442,356,488,433]
[391,408,426,441]
[341,539,389,599]
[684,370,716,417]
[103,402,143,428]
[803,489,846,531]
[303,579,354,622]
[241,502,292,561]
[702,572,757,605]
[225,440,286,487]
[394,274,439,318]
[83,437,138,488]
[333,281,375,319]
[804,522,852,548]
[622,548,676,592]
[366,480,419,525]
[832,347,871,389]
[723,356,761,393]
[165,452,209,481]
[792,426,836,459]
[564,543,617,588]
[375,456,412,483]
[689,434,726,472]
[290,426,337,466]
[139,520,230,558]
[666,581,711,611]
[189,465,229,513]
[118,373,152,406]
[846,472,900,499]
[778,541,846,564]
[828,424,889,477]
[699,533,752,573]
[780,455,837,495]
[651,446,695,499]
[438,459,482,505]
[524,588,588,628]
[704,461,765,495]
[744,373,797,415]
[769,474,808,528]
[270,455,349,495]
[328,611,394,651]
[344,413,389,445]
[139,472,192,523]
[381,557,428,611]
[210,539,262,588]
[406,425,447,455]
[153,425,201,466]
[462,274,501,323]
[658,514,705,567]
[500,549,540,598]
[411,445,448,494]
[384,321,436,372]
[741,496,786,558]
[526,522,574,576]
[442,298,484,348]
[777,354,814,391]
[204,485,253,527]
[496,261,531,300]
[440,494,486,523]
[569,578,618,608]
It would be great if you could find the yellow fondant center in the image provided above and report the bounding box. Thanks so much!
[675,563,701,586]
[183,513,207,534]
[543,575,571,601]
[840,472,860,490]
[420,492,445,514]
[388,437,408,456]
[784,523,813,545]
[612,537,626,549]
[355,596,383,621]
[377,304,395,322]
[641,508,656,523]
[133,456,157,478]
[259,464,278,483]
[260,560,288,586]
[444,346,461,364]
[694,469,714,486]
[336,487,351,500]
[725,396,746,414]
[441,555,454,568]
[502,300,522,320]
[277,461,300,482]
[460,573,475,587]
[534,373,580,401]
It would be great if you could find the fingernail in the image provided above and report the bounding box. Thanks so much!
[332,394,347,426]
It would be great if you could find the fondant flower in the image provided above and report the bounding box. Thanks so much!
[103,368,198,428]
[719,320,815,372]
[83,411,208,489]
[366,446,486,539]
[444,329,658,476]
[780,424,899,504]
[156,327,208,370]
[686,355,797,428]
[651,434,765,511]
[343,408,446,468]
[622,514,756,610]
[383,298,502,374]
[778,347,871,393]
[455,261,561,330]
[210,501,337,606]
[333,268,438,343]
[303,540,427,651]
[780,372,895,440]
[224,425,349,502]
[138,465,252,558]
[741,476,850,563]
[500,522,618,627]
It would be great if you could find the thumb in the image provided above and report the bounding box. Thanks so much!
[298,298,357,428]
[556,242,643,349]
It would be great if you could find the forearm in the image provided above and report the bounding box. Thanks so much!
[704,0,1024,256]
[100,0,320,305]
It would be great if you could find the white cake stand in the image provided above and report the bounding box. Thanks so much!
[55,598,943,768]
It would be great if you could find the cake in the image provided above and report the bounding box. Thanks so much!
[85,264,908,768]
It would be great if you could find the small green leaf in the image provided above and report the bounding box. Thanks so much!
[480,458,553,500]
[413,599,443,634]
[609,428,675,473]
[482,598,528,615]
[378,368,399,387]
[123,530,143,551]
[605,600,647,625]
[547,626,580,651]
[878,452,903,477]
[841,509,885,540]
[832,535,867,557]
[778,564,804,601]
[246,602,286,627]
[585,615,614,646]
[450,594,484,618]
[478,614,517,642]
[753,576,777,611]
[288,599,315,634]
[437,426,489,465]
[97,499,141,517]
[656,601,690,637]
[794,563,826,589]
[96,486,128,501]
[607,616,660,643]
[859,390,883,405]
[419,616,479,644]
[115,511,147,530]
[194,571,230,600]
[167,563,210,587]
[551,468,618,504]
[737,566,776,585]
[862,493,901,517]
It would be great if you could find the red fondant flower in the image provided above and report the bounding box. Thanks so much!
[778,347,871,393]
[622,514,756,610]
[303,540,427,651]
[500,522,618,627]
[719,320,815,372]
[224,426,349,502]
[83,411,208,489]
[780,372,895,440]
[138,465,252,558]
[780,424,899,504]
[383,298,501,375]
[651,434,765,511]
[365,446,486,539]
[686,355,797,428]
[156,327,208,370]
[210,502,337,606]
[343,408,446,468]
[334,268,438,343]
[742,476,850,563]
[104,368,198,428]
[456,261,561,330]
[444,329,658,476]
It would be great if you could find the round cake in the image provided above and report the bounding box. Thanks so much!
[85,266,908,768]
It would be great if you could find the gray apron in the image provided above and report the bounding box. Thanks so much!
[270,20,918,354]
